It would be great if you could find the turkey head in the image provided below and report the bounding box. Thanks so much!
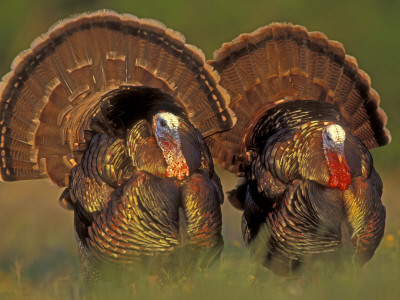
[0,11,235,281]
[207,23,390,275]
[151,112,189,180]
[322,124,351,191]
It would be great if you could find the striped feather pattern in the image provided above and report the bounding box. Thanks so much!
[207,23,390,174]
[0,10,235,186]
[87,171,181,263]
[0,10,228,281]
[210,24,388,275]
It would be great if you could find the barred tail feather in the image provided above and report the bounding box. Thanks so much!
[0,10,235,186]
[208,22,390,174]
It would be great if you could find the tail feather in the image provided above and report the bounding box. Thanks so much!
[324,40,345,94]
[306,33,326,98]
[0,10,235,185]
[208,23,390,174]
[154,28,184,82]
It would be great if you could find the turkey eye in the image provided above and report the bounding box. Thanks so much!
[160,120,167,127]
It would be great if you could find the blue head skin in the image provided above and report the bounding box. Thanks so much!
[153,112,181,150]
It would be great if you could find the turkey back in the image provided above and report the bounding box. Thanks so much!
[0,10,235,186]
[207,23,391,174]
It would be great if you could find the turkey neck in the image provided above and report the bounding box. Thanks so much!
[152,112,190,180]
[157,138,189,180]
[322,125,351,191]
[248,100,342,154]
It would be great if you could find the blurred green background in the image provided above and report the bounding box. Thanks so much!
[0,0,399,299]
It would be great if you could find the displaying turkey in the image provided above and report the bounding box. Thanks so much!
[0,10,235,281]
[207,23,390,275]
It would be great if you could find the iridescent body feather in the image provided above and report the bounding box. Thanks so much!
[0,11,235,281]
[208,23,389,275]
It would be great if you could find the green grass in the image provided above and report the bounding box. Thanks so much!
[0,0,399,299]
[1,168,400,300]
[0,0,399,172]
[1,241,400,300]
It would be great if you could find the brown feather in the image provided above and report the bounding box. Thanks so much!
[208,23,390,174]
[0,10,235,185]
[0,11,230,281]
[210,23,388,276]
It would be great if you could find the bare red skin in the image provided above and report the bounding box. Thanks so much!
[153,113,189,180]
[325,150,351,191]
[160,140,189,180]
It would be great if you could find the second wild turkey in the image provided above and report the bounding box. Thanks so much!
[207,23,390,275]
[0,10,235,281]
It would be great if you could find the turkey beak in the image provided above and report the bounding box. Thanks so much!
[164,129,181,148]
[334,143,345,163]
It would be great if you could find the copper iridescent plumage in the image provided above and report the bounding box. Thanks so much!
[208,23,389,275]
[0,11,234,281]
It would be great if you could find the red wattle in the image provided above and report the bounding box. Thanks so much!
[326,151,351,191]
[160,140,189,180]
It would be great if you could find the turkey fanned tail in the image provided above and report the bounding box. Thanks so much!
[0,10,235,281]
[208,23,389,275]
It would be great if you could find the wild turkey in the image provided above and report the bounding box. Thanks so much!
[207,23,390,275]
[0,10,235,281]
